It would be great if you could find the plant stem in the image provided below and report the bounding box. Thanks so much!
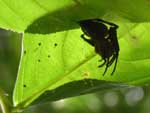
[0,87,12,113]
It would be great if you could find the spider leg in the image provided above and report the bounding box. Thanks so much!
[110,54,119,75]
[102,58,109,76]
[98,59,106,67]
[81,34,95,46]
[107,54,117,67]
[94,19,119,29]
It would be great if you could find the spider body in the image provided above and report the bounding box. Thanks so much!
[78,18,119,76]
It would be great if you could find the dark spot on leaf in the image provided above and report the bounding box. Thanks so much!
[38,59,41,62]
[23,85,27,87]
[38,42,41,46]
[48,55,50,58]
[131,36,138,39]
[24,50,26,54]
[54,43,58,47]
[82,72,90,79]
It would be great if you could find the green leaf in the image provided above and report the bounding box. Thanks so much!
[0,0,150,32]
[32,79,127,105]
[13,22,150,110]
[0,0,74,32]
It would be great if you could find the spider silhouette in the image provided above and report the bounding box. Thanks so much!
[78,18,119,76]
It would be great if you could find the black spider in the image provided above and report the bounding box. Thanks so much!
[78,18,119,76]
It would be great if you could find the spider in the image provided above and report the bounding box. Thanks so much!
[78,18,119,76]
